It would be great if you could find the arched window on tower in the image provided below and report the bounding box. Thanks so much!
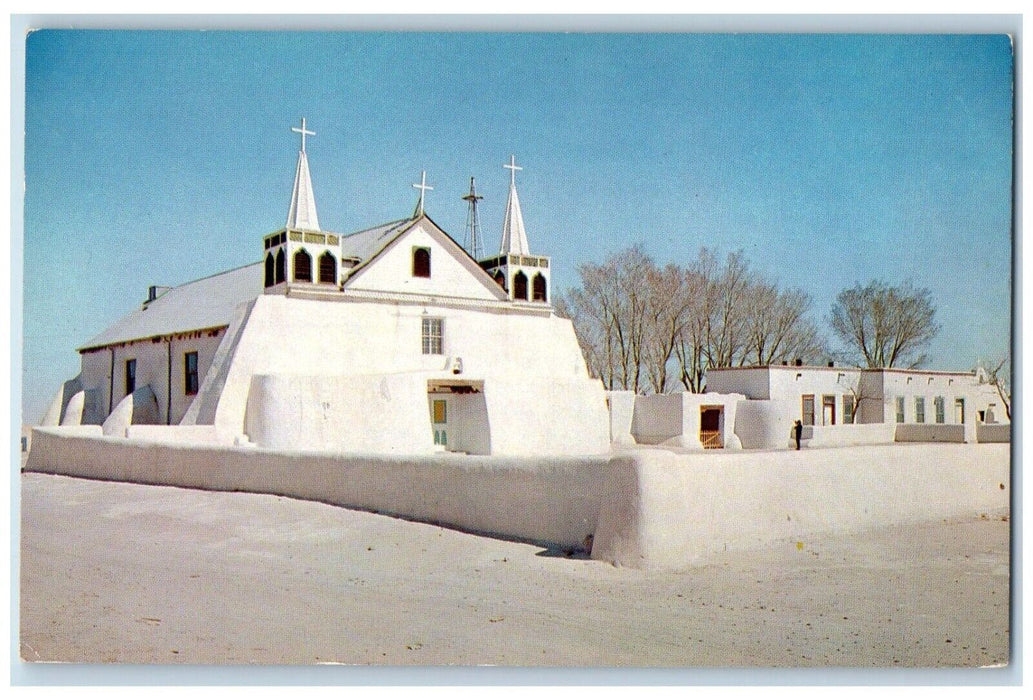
[493,270,506,290]
[532,273,547,302]
[412,247,431,278]
[293,248,312,282]
[264,253,275,287]
[275,249,286,284]
[513,271,528,300]
[318,251,337,285]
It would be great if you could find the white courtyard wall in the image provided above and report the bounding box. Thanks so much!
[592,444,1010,570]
[731,399,793,449]
[194,295,607,454]
[25,428,609,549]
[27,429,1009,570]
[977,423,1011,443]
[631,394,683,445]
[807,422,896,447]
[126,425,222,444]
[895,424,966,443]
[605,391,636,446]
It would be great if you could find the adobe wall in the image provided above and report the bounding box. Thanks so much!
[592,443,1010,570]
[731,399,792,449]
[26,429,1009,571]
[25,428,610,548]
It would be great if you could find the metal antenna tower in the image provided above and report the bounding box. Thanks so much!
[462,176,485,260]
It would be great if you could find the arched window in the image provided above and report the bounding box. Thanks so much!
[412,247,431,278]
[493,270,506,290]
[318,251,337,285]
[293,248,312,282]
[264,252,275,287]
[275,249,286,284]
[532,273,547,302]
[513,271,528,300]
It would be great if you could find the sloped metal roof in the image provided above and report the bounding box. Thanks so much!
[78,262,265,351]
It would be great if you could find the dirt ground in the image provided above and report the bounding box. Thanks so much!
[18,472,1011,667]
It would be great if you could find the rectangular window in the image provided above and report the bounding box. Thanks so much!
[934,396,945,423]
[432,399,447,424]
[801,395,815,426]
[125,359,136,397]
[822,395,836,425]
[184,351,199,396]
[915,397,925,423]
[843,395,855,424]
[895,396,905,423]
[422,318,443,355]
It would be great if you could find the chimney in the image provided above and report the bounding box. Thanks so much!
[828,361,834,368]
[795,358,803,367]
[147,285,157,303]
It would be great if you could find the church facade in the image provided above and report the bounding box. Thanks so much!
[44,120,611,456]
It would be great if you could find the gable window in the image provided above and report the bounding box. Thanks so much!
[895,396,905,423]
[532,273,547,302]
[293,248,312,282]
[801,394,815,426]
[125,359,136,397]
[915,397,925,423]
[422,317,443,355]
[275,249,286,284]
[934,396,945,423]
[264,252,275,287]
[412,247,431,278]
[184,351,199,396]
[318,251,337,285]
[513,271,528,300]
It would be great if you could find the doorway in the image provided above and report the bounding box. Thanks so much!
[822,395,836,425]
[700,406,723,449]
[955,398,965,424]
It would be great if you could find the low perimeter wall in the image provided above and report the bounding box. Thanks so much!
[592,443,1010,569]
[26,428,610,550]
[977,423,1010,443]
[26,428,1010,570]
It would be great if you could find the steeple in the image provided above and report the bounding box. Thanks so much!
[500,155,530,255]
[286,118,321,231]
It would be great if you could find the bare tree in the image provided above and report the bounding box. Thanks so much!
[674,251,718,392]
[742,283,825,366]
[642,263,694,393]
[829,280,939,368]
[987,355,1011,420]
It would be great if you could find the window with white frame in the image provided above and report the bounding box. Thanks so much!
[422,317,443,355]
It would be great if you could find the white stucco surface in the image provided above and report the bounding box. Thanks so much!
[605,391,636,446]
[630,392,743,449]
[102,386,160,437]
[592,444,1010,570]
[977,423,1010,443]
[807,422,896,447]
[25,429,609,549]
[60,391,85,426]
[895,424,966,443]
[730,399,792,450]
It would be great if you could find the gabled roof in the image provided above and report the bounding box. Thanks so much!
[343,213,511,301]
[78,263,264,351]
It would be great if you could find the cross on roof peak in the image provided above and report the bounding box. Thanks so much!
[412,170,434,217]
[291,117,315,153]
[504,154,523,188]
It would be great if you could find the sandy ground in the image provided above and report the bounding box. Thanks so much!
[19,473,1010,667]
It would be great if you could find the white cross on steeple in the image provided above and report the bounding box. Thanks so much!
[504,154,523,188]
[291,117,315,153]
[412,170,433,217]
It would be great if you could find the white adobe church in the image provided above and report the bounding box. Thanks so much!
[42,119,611,456]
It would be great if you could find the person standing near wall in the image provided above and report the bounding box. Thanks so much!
[793,420,803,450]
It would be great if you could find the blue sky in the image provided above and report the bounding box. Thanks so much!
[20,31,1013,422]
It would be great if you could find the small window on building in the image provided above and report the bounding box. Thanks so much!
[532,273,547,302]
[184,351,199,396]
[493,270,506,290]
[843,395,855,424]
[801,394,815,426]
[412,247,431,278]
[934,396,945,423]
[915,397,925,423]
[422,317,443,355]
[432,399,447,424]
[293,248,312,282]
[318,251,337,285]
[513,271,528,300]
[125,359,136,397]
[895,396,905,423]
